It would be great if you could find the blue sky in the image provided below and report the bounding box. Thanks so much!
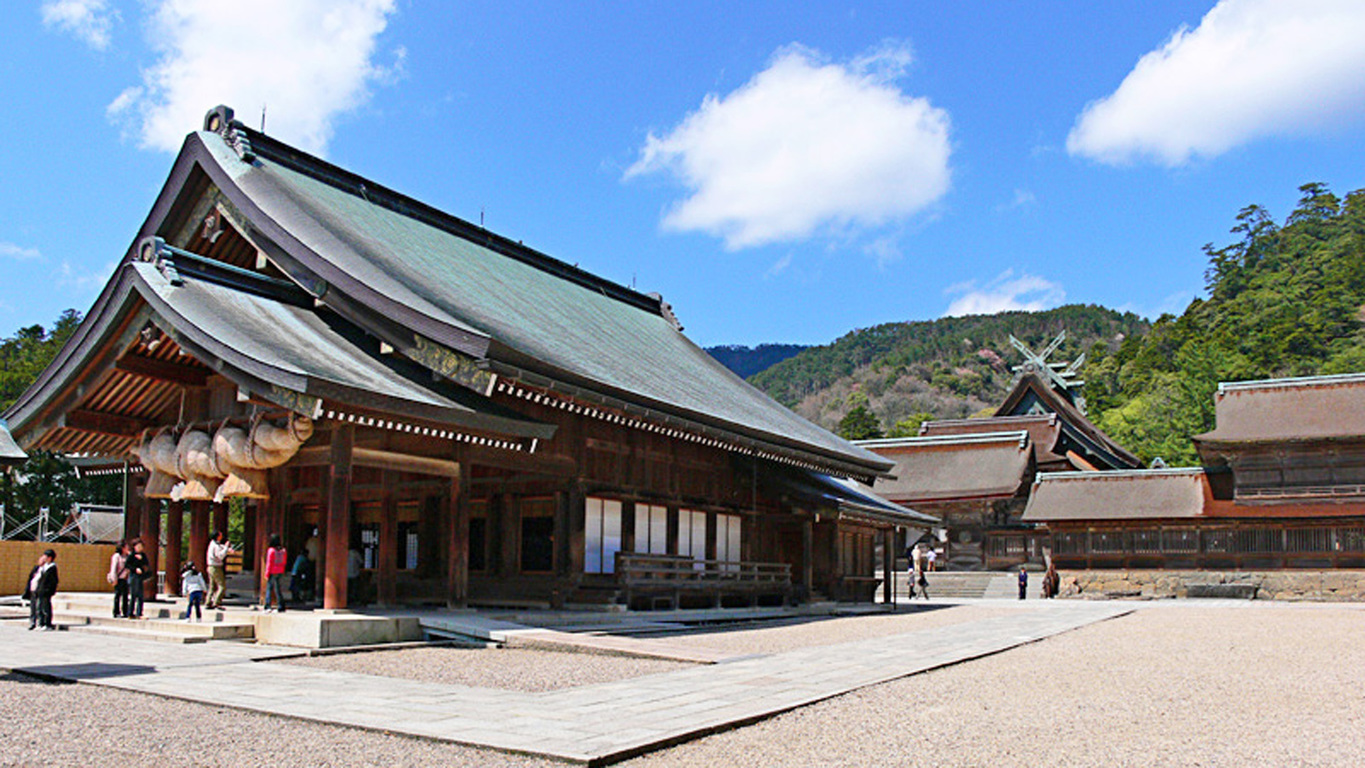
[4,1,1365,346]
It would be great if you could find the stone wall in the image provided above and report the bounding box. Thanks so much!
[1059,569,1365,601]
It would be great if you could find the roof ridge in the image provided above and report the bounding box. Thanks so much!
[856,430,1030,449]
[1217,371,1365,394]
[205,107,667,319]
[1037,467,1204,481]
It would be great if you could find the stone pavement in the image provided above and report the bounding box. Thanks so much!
[0,602,1129,765]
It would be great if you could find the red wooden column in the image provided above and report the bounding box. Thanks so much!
[141,496,161,600]
[447,473,468,608]
[122,467,141,543]
[377,471,398,606]
[164,501,184,596]
[323,424,354,610]
[189,501,210,579]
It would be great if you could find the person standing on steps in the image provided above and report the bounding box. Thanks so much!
[1018,566,1029,600]
[106,540,129,618]
[205,531,236,610]
[24,549,59,630]
[125,540,150,619]
[181,562,207,621]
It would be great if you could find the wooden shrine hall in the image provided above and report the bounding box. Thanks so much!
[5,106,931,611]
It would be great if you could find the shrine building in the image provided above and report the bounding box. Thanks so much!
[1024,372,1365,570]
[6,106,931,610]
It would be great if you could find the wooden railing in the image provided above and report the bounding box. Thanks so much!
[614,552,792,609]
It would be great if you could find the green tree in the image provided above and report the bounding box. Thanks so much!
[887,412,934,438]
[838,404,883,440]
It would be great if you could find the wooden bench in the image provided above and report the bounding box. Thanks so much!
[615,553,793,610]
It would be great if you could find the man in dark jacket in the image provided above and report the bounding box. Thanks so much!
[23,549,59,630]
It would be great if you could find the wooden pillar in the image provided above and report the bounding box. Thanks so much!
[141,496,160,600]
[448,473,468,608]
[553,489,570,579]
[242,504,256,566]
[882,528,894,607]
[800,517,814,594]
[164,501,184,596]
[122,469,141,543]
[211,502,229,542]
[323,424,354,610]
[377,471,398,606]
[499,494,519,576]
[189,501,210,582]
[568,486,586,576]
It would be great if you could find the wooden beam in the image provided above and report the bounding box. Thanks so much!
[377,471,398,606]
[448,472,468,608]
[293,445,460,477]
[164,501,183,596]
[115,353,209,387]
[63,408,155,438]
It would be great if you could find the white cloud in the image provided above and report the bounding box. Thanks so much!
[863,237,903,270]
[625,42,951,250]
[41,0,116,51]
[108,0,400,155]
[0,242,42,261]
[58,259,117,297]
[1068,0,1365,166]
[764,253,793,279]
[943,270,1065,317]
[996,188,1036,212]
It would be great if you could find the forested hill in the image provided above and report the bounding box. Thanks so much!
[1085,183,1365,466]
[747,305,1149,437]
[704,343,809,379]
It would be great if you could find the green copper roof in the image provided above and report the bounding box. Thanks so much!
[200,129,890,474]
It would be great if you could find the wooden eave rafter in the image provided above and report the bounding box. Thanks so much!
[114,352,210,387]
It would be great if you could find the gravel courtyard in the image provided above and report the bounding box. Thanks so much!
[2,603,1362,767]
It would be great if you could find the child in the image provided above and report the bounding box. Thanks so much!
[181,562,207,622]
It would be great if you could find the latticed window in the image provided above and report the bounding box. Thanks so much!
[1131,530,1161,554]
[1338,527,1365,552]
[1285,528,1333,553]
[1161,529,1199,552]
[1053,532,1086,554]
[1203,529,1233,553]
[1234,528,1282,553]
[1090,530,1129,553]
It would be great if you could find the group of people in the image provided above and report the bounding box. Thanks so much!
[906,543,933,600]
[102,530,238,621]
[1018,564,1062,599]
[105,538,152,618]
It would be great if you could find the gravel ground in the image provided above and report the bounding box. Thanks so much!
[4,604,1362,767]
[278,645,693,692]
[0,671,562,768]
[649,603,1025,655]
[620,604,1365,767]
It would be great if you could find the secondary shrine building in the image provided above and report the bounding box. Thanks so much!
[7,106,930,610]
[1024,372,1365,570]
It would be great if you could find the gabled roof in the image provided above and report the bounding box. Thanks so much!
[996,372,1140,469]
[1194,372,1365,445]
[120,110,890,479]
[857,432,1034,503]
[1021,468,1209,522]
[6,252,553,456]
[919,413,1068,466]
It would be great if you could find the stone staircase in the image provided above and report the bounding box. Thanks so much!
[896,571,1043,599]
[45,594,256,644]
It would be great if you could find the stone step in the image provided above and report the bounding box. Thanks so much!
[65,623,211,644]
[57,611,255,640]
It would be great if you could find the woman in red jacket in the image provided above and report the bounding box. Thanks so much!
[261,534,288,612]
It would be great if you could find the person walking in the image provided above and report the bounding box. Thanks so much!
[1018,566,1029,600]
[125,540,151,618]
[106,540,130,618]
[1043,564,1060,599]
[916,569,930,600]
[261,534,288,612]
[205,531,236,609]
[24,549,59,630]
[181,562,207,621]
